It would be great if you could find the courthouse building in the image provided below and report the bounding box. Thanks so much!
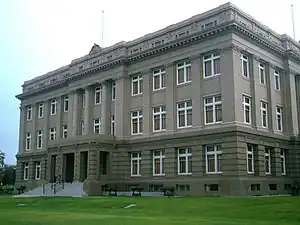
[15,2,300,196]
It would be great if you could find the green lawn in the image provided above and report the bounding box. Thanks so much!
[0,196,299,225]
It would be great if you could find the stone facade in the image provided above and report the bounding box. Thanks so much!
[15,2,300,196]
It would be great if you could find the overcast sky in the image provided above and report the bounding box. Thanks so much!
[0,0,299,164]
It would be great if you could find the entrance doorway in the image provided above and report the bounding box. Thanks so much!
[64,153,74,183]
[80,151,88,182]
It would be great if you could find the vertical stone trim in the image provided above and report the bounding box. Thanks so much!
[31,105,37,151]
[72,91,79,136]
[55,154,62,176]
[164,147,176,178]
[46,154,52,181]
[268,65,276,132]
[256,144,265,177]
[44,100,50,149]
[83,87,91,135]
[221,139,238,176]
[141,149,152,177]
[251,56,259,129]
[29,159,35,180]
[42,157,47,180]
[191,57,201,127]
[73,151,80,181]
[165,64,176,132]
[16,160,23,182]
[18,106,25,153]
[67,92,74,137]
[191,145,202,176]
[273,147,281,177]
[142,71,152,136]
[101,83,108,134]
[236,140,248,176]
[88,147,98,180]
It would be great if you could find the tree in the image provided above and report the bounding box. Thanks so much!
[0,150,4,183]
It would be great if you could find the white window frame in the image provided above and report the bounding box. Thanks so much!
[112,82,116,100]
[80,120,84,135]
[242,95,251,124]
[265,147,271,175]
[35,162,41,180]
[25,133,31,151]
[177,100,192,128]
[204,95,222,125]
[280,149,286,175]
[94,86,102,105]
[62,125,68,139]
[94,118,101,134]
[131,110,143,135]
[260,101,268,128]
[23,163,29,180]
[131,152,141,176]
[50,99,57,115]
[274,70,280,91]
[203,53,221,78]
[64,96,69,112]
[177,148,192,175]
[153,150,165,176]
[49,127,56,140]
[176,61,191,85]
[153,68,166,91]
[276,106,283,132]
[26,105,32,121]
[247,145,254,174]
[110,115,115,135]
[131,75,143,96]
[37,130,43,149]
[241,54,249,78]
[259,63,266,85]
[205,145,222,174]
[153,106,166,132]
[38,103,44,118]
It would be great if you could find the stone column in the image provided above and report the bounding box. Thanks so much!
[256,144,266,177]
[73,151,80,181]
[29,159,35,180]
[44,100,50,149]
[67,92,74,137]
[141,149,152,177]
[165,63,176,132]
[273,147,282,177]
[191,56,201,127]
[16,160,23,183]
[191,145,202,176]
[31,105,37,151]
[42,157,47,180]
[83,87,91,135]
[142,70,152,136]
[56,97,62,140]
[164,147,176,178]
[88,148,99,180]
[72,91,79,136]
[221,136,239,177]
[101,82,108,134]
[18,106,25,153]
[236,139,248,176]
[251,56,259,129]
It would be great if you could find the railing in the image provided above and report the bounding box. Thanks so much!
[51,175,64,194]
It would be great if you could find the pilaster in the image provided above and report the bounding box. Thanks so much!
[191,57,201,127]
[191,145,202,176]
[268,65,276,132]
[88,147,99,180]
[256,144,266,177]
[18,106,25,153]
[165,64,176,132]
[74,150,80,181]
[141,149,152,177]
[251,56,259,129]
[83,87,91,135]
[43,100,50,149]
[67,92,74,137]
[31,105,37,151]
[273,147,282,176]
[72,91,79,136]
[164,148,176,178]
[142,70,152,136]
[100,82,108,134]
[16,160,23,182]
[29,159,35,180]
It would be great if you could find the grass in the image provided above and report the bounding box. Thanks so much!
[0,196,299,224]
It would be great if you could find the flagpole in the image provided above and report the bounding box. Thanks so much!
[102,10,104,47]
[291,4,296,40]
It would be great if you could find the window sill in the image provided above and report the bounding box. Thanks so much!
[153,174,165,177]
[153,87,166,92]
[203,73,221,80]
[178,173,192,176]
[177,81,192,87]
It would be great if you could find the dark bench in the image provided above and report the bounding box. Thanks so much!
[16,185,26,194]
[132,187,143,196]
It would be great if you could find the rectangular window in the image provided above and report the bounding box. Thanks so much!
[38,103,44,118]
[274,70,280,91]
[280,149,286,175]
[203,53,220,78]
[23,163,29,180]
[247,144,254,174]
[35,162,41,180]
[25,133,31,151]
[153,68,166,91]
[132,75,143,96]
[241,54,249,78]
[50,99,57,115]
[131,110,143,135]
[153,106,166,132]
[206,145,222,174]
[259,63,266,85]
[204,95,222,124]
[177,61,191,85]
[26,105,32,121]
[276,106,283,131]
[177,100,192,128]
[110,115,115,135]
[242,95,251,124]
[64,96,69,112]
[260,101,268,128]
[265,147,271,175]
[62,125,68,139]
[177,148,192,175]
[112,82,116,100]
[153,150,165,176]
[94,86,102,105]
[49,127,56,140]
[131,152,141,176]
[37,130,43,149]
[94,118,101,134]
[80,120,84,135]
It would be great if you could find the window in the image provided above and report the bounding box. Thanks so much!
[112,82,116,100]
[94,86,102,104]
[37,130,43,149]
[131,152,141,176]
[203,53,220,78]
[62,125,68,139]
[265,147,271,175]
[111,115,115,135]
[276,106,283,131]
[280,149,286,175]
[153,106,166,132]
[204,95,222,124]
[206,145,222,174]
[247,145,254,174]
[274,70,280,91]
[260,101,268,128]
[177,148,192,175]
[80,121,84,135]
[64,96,69,112]
[50,99,57,115]
[131,110,143,135]
[25,133,31,151]
[177,61,191,85]
[23,163,29,180]
[49,127,56,140]
[35,162,41,180]
[38,103,44,118]
[153,150,165,176]
[132,75,143,96]
[241,54,249,78]
[242,95,251,124]
[153,68,166,90]
[259,63,266,85]
[82,90,86,108]
[177,100,192,128]
[94,118,101,134]
[26,105,32,121]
